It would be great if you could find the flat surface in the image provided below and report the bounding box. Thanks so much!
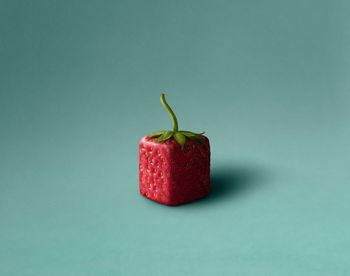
[1,0,350,275]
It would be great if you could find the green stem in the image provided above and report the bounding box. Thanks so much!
[160,93,178,132]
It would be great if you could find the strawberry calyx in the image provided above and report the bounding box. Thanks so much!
[147,93,205,150]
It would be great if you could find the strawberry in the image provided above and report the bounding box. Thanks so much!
[139,93,210,206]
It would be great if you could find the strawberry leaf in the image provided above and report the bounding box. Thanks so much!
[156,131,173,142]
[148,130,166,138]
[174,132,186,150]
[180,131,205,142]
[181,131,205,135]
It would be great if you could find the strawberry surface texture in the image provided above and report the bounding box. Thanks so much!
[139,135,210,205]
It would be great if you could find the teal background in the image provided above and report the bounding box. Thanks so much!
[1,0,350,275]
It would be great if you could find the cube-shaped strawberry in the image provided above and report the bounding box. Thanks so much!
[139,94,210,206]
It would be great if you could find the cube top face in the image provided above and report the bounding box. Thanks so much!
[139,135,210,206]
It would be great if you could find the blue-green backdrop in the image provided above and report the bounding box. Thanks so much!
[1,0,350,275]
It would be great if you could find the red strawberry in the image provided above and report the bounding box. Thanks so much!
[139,94,210,206]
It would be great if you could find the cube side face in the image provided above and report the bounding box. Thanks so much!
[169,136,210,205]
[139,136,172,205]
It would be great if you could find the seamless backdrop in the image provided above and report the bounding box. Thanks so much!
[1,0,350,275]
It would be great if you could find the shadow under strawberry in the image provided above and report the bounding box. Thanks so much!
[184,164,268,206]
